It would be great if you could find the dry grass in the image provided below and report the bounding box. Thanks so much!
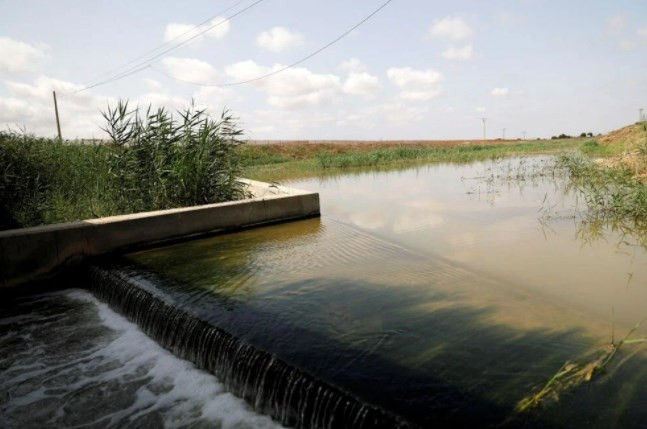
[591,122,647,180]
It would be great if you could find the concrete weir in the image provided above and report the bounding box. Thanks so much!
[0,179,320,288]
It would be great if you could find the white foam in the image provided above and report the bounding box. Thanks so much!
[17,289,284,429]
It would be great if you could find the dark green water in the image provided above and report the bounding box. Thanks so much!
[124,156,647,427]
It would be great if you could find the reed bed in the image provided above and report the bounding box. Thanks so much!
[0,101,247,230]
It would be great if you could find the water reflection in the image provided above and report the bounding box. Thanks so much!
[284,157,647,327]
[125,156,647,427]
[126,216,647,427]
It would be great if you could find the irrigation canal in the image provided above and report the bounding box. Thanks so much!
[3,156,647,428]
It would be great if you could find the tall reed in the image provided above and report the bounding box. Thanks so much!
[0,101,247,230]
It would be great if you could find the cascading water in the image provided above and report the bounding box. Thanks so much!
[87,263,410,429]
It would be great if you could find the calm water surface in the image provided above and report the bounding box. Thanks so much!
[286,156,647,326]
[125,156,647,427]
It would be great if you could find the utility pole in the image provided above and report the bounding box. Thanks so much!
[481,118,487,140]
[502,128,506,140]
[523,131,526,140]
[53,91,62,140]
[640,108,645,122]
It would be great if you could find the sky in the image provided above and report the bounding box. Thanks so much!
[1,0,646,140]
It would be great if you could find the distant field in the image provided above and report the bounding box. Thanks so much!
[239,139,583,182]
[248,138,537,146]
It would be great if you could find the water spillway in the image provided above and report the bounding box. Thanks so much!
[0,289,283,428]
[83,213,640,428]
[88,261,408,429]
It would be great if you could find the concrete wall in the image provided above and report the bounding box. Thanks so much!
[0,179,319,288]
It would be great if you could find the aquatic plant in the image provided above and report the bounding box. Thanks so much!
[515,318,647,414]
[556,154,647,219]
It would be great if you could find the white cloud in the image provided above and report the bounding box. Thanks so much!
[494,10,521,27]
[491,87,509,96]
[0,37,49,74]
[638,27,647,42]
[0,97,34,124]
[256,27,304,53]
[339,58,367,73]
[442,44,474,61]
[246,109,334,137]
[618,39,635,51]
[380,102,428,123]
[6,75,96,108]
[476,107,486,112]
[135,91,187,110]
[164,17,230,45]
[225,60,341,108]
[143,78,163,90]
[343,72,380,96]
[161,57,216,82]
[192,86,239,111]
[387,67,443,101]
[427,17,474,41]
[606,15,626,35]
[1,75,114,137]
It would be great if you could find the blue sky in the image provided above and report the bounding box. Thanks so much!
[1,0,646,139]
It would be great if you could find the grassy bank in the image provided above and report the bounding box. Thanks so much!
[0,103,246,230]
[557,154,647,219]
[240,139,581,182]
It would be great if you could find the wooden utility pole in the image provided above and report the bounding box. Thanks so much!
[53,91,62,140]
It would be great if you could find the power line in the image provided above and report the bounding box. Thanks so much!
[81,0,251,87]
[149,0,395,88]
[73,0,268,93]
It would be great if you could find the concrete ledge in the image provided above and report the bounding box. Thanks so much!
[0,179,320,288]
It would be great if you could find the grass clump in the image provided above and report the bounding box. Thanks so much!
[557,154,647,219]
[0,101,247,230]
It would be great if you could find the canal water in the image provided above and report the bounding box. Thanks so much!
[117,156,647,427]
[3,156,647,427]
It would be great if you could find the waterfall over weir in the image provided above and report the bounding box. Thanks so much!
[87,263,409,429]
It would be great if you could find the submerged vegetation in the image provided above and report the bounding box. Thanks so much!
[515,318,647,414]
[0,101,247,230]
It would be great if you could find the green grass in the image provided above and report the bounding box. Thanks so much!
[241,140,580,182]
[314,141,578,168]
[557,154,647,219]
[0,102,247,230]
[579,139,625,157]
